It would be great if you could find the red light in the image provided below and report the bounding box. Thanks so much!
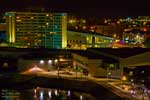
[143,28,147,32]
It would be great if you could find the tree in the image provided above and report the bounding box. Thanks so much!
[144,35,150,48]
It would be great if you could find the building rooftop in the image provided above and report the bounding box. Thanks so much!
[0,47,150,60]
[88,48,150,58]
[72,50,118,63]
[68,30,114,40]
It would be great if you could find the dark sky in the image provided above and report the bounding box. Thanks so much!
[1,0,150,17]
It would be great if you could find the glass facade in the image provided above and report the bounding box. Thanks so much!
[5,12,67,48]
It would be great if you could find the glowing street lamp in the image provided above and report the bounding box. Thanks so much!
[48,60,52,64]
[122,75,127,81]
[121,75,127,89]
[55,59,58,63]
[40,60,44,64]
[107,72,111,81]
[54,59,60,77]
[40,91,44,99]
[48,90,52,98]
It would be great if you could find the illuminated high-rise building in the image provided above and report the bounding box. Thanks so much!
[5,12,67,48]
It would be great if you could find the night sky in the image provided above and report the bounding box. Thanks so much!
[0,0,150,17]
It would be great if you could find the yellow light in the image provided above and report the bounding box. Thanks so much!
[113,33,117,38]
[82,26,86,30]
[122,76,127,81]
[16,19,22,22]
[59,58,65,61]
[46,14,49,17]
[55,59,58,63]
[46,22,49,25]
[104,20,107,23]
[82,19,86,23]
[31,16,34,19]
[16,16,20,19]
[117,21,120,24]
[69,19,76,24]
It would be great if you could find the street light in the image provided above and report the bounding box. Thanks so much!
[121,75,127,89]
[122,75,127,81]
[107,72,111,81]
[48,60,52,65]
[40,60,44,64]
[54,59,59,77]
[55,59,58,64]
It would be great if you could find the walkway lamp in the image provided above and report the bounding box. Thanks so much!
[121,75,127,89]
[48,60,52,65]
[40,60,44,64]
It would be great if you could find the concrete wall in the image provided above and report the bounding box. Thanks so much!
[88,59,106,77]
[17,59,55,71]
[72,53,122,78]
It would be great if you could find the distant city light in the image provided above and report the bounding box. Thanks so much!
[141,70,144,74]
[69,19,76,24]
[104,20,107,23]
[46,22,49,26]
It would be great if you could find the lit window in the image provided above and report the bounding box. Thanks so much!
[31,17,34,19]
[46,22,49,25]
[46,14,49,17]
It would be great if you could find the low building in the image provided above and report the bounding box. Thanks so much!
[72,50,120,78]
[67,31,114,49]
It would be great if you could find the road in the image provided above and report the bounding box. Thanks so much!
[21,70,140,100]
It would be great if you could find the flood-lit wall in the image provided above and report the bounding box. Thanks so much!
[72,53,122,78]
[17,58,56,71]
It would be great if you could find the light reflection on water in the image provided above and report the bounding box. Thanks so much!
[0,87,96,100]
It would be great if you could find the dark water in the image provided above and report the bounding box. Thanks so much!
[0,87,96,100]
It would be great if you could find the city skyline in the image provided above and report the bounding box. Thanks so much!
[0,1,150,100]
[0,0,150,17]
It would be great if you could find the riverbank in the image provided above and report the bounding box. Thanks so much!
[0,73,124,100]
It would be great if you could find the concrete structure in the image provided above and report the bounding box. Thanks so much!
[5,12,67,48]
[72,50,120,78]
[67,31,114,49]
[122,51,150,67]
[0,47,150,79]
[72,48,150,78]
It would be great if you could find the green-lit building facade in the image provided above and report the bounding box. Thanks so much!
[5,12,67,48]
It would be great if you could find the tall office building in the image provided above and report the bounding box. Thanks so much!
[5,12,67,48]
